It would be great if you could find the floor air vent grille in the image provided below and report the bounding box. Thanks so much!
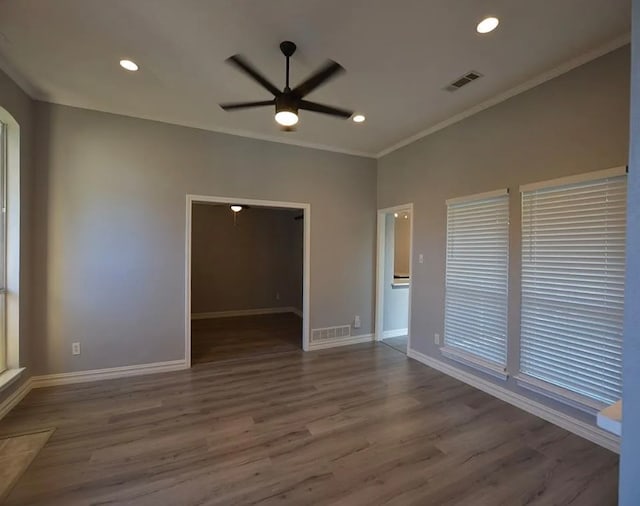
[311,325,351,343]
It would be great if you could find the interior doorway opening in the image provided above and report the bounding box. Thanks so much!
[376,204,413,354]
[185,196,310,366]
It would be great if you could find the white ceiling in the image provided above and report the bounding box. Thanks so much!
[0,0,631,157]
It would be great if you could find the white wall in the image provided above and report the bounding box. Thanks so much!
[31,102,376,375]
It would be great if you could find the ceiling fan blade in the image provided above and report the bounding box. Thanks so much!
[220,100,274,111]
[226,55,281,96]
[298,100,353,119]
[293,60,345,98]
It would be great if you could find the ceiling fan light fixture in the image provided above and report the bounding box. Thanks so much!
[230,205,243,213]
[352,114,366,123]
[275,110,298,126]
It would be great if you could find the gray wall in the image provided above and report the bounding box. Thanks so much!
[620,1,640,502]
[32,103,376,375]
[383,214,409,332]
[378,46,630,423]
[0,68,35,403]
[191,204,302,314]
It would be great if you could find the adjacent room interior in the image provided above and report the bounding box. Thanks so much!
[190,202,304,364]
[0,1,638,504]
[378,206,412,354]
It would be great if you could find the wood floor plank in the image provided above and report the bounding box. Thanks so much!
[0,317,618,505]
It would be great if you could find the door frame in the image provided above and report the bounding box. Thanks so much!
[185,194,311,367]
[375,203,414,351]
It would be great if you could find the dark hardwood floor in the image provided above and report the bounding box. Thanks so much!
[0,342,618,505]
[383,335,408,354]
[191,312,302,364]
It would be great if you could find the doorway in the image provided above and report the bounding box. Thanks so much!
[185,195,311,367]
[376,204,413,354]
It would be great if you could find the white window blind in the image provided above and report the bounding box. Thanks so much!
[444,190,509,367]
[520,168,627,406]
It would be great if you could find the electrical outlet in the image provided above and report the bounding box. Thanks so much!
[419,254,424,264]
[72,342,81,356]
[354,315,361,329]
[434,333,440,345]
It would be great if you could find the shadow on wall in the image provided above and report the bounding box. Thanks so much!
[191,203,303,316]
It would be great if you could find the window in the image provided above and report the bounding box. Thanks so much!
[0,122,5,374]
[520,168,627,408]
[444,190,509,373]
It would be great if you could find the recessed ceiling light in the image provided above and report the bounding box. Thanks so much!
[477,17,499,34]
[353,114,366,123]
[394,213,399,218]
[119,59,139,72]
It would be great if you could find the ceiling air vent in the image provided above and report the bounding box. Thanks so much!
[444,71,483,92]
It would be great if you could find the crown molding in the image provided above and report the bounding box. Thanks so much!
[0,53,40,99]
[0,32,630,161]
[38,99,378,159]
[375,33,631,159]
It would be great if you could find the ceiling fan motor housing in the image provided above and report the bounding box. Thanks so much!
[280,41,297,58]
[276,94,298,115]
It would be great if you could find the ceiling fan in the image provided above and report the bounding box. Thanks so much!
[219,41,354,131]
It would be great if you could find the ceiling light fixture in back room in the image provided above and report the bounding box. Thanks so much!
[220,41,356,131]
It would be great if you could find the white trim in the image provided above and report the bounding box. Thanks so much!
[191,307,300,320]
[0,375,32,421]
[308,334,374,351]
[441,346,508,380]
[185,195,311,364]
[0,367,25,392]
[375,204,414,353]
[407,348,620,453]
[31,360,188,388]
[446,188,509,206]
[0,108,21,373]
[0,35,627,161]
[597,401,622,436]
[0,55,41,100]
[382,328,408,339]
[376,34,630,158]
[515,374,604,415]
[519,165,628,193]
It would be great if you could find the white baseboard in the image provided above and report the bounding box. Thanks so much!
[382,328,408,339]
[407,348,620,454]
[0,376,34,421]
[31,360,188,388]
[191,307,299,320]
[0,359,189,421]
[309,334,374,351]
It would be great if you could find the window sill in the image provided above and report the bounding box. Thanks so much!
[441,346,508,380]
[597,400,622,436]
[0,367,25,393]
[515,374,605,415]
